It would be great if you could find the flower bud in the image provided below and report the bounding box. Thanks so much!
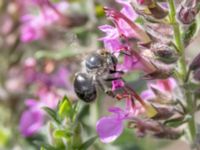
[153,128,183,139]
[136,0,168,19]
[178,0,200,24]
[152,107,175,120]
[148,3,168,19]
[189,52,200,70]
[194,68,200,81]
[155,50,178,64]
[152,43,178,64]
[130,117,182,139]
[178,6,196,24]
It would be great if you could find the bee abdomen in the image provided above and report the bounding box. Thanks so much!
[74,73,97,102]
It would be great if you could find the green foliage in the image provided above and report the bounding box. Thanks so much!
[164,115,191,128]
[41,96,97,150]
[182,22,197,47]
[58,96,74,119]
[0,127,10,147]
[43,107,61,124]
[79,136,98,150]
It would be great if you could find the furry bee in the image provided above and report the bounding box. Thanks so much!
[73,50,123,102]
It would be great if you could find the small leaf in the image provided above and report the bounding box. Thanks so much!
[164,115,191,127]
[40,147,46,150]
[79,136,98,150]
[58,96,73,119]
[189,52,200,70]
[43,107,61,124]
[53,130,73,139]
[182,21,197,47]
[95,5,105,18]
[0,127,10,146]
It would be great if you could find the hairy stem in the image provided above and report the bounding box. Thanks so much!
[168,0,196,142]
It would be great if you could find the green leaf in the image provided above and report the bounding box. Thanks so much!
[53,130,73,139]
[40,147,44,150]
[58,96,73,119]
[164,115,191,127]
[182,21,197,47]
[79,136,98,150]
[0,127,10,146]
[43,107,61,124]
[95,5,105,18]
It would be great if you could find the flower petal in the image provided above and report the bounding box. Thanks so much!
[96,116,124,143]
[19,109,44,137]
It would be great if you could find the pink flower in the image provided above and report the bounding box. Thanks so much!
[20,0,68,42]
[116,0,138,20]
[141,77,177,101]
[99,0,138,52]
[20,109,44,137]
[99,1,156,89]
[19,99,45,137]
[20,15,45,42]
[19,89,61,137]
[112,79,125,91]
[96,107,125,143]
[96,99,142,143]
[104,7,150,44]
[99,25,124,53]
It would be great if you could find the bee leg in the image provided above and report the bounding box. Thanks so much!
[103,77,122,81]
[115,91,136,108]
[112,49,132,57]
[109,70,124,74]
[98,77,137,108]
[96,79,115,97]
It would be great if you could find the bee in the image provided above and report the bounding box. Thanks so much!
[73,49,158,117]
[73,49,123,102]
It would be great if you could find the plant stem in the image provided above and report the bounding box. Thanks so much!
[168,0,196,142]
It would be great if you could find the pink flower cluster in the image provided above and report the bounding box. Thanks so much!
[96,77,177,143]
[96,0,179,143]
[19,0,68,42]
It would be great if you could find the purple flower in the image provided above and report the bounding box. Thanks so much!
[20,0,68,42]
[99,25,124,53]
[19,99,44,137]
[116,0,138,20]
[96,99,143,143]
[19,89,61,137]
[99,2,156,89]
[104,7,151,44]
[96,107,127,143]
[99,0,139,52]
[112,79,125,91]
[141,77,177,101]
[20,12,47,42]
